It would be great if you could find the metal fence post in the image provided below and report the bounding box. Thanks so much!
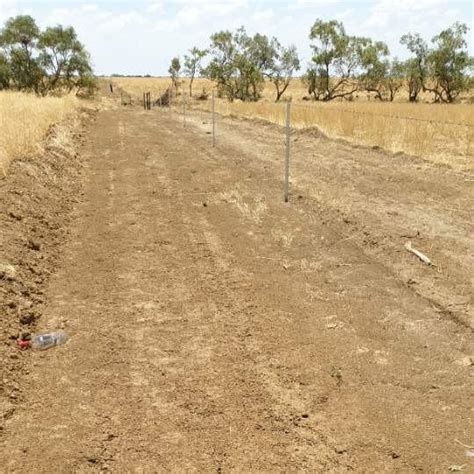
[212,90,216,147]
[183,94,186,127]
[284,102,291,203]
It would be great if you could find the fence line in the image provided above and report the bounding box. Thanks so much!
[117,85,471,172]
[291,103,474,128]
[117,82,472,129]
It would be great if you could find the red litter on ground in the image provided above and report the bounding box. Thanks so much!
[17,339,31,350]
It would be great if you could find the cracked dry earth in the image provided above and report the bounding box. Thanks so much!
[1,103,472,472]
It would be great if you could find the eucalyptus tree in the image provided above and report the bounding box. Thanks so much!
[183,47,207,97]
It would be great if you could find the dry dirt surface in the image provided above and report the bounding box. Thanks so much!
[1,98,473,472]
[0,113,94,429]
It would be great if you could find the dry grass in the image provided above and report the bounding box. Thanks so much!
[111,76,474,170]
[0,91,80,174]
[109,77,198,100]
[207,100,474,170]
[218,188,267,224]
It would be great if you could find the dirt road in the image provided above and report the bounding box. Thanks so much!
[1,102,472,471]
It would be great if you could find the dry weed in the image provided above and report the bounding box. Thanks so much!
[272,228,295,248]
[0,91,80,172]
[219,189,267,224]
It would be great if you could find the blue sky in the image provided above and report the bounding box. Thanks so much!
[0,0,472,75]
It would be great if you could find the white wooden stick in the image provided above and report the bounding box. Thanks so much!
[405,241,432,265]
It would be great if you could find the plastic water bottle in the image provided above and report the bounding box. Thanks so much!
[31,332,67,350]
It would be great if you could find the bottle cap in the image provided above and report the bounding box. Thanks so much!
[17,339,31,350]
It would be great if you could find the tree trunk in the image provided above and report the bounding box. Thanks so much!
[275,80,290,102]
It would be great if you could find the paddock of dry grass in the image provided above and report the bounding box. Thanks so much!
[0,92,80,174]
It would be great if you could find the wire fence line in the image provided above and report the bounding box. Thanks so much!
[131,86,472,173]
[290,103,474,128]
[124,85,473,129]
[190,98,474,131]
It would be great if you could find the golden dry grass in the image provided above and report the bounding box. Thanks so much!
[111,77,474,170]
[0,91,80,174]
[207,100,474,170]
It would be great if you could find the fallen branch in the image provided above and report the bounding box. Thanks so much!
[404,241,432,265]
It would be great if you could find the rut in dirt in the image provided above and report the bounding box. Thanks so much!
[1,105,472,472]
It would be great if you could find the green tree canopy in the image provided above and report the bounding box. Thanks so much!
[38,25,93,94]
[183,47,207,97]
[305,19,366,101]
[203,27,265,102]
[249,34,300,101]
[0,15,42,91]
[358,39,405,101]
[0,52,10,89]
[168,56,181,95]
[0,15,95,96]
[427,22,473,102]
[401,23,472,102]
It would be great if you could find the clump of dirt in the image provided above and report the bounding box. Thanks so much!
[0,108,97,427]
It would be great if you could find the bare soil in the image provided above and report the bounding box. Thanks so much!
[0,112,95,430]
[0,99,472,472]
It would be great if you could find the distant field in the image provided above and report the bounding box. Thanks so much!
[110,77,474,170]
[0,92,80,173]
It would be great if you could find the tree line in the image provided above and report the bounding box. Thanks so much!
[0,15,95,96]
[169,19,473,103]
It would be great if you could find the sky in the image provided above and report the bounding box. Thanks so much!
[0,0,472,75]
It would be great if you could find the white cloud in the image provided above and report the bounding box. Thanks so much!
[364,0,467,28]
[176,5,200,26]
[359,0,472,57]
[97,11,147,34]
[81,4,98,13]
[252,9,274,23]
[146,1,165,14]
[0,0,18,24]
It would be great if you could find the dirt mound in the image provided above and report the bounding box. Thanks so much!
[0,109,96,428]
[154,87,173,107]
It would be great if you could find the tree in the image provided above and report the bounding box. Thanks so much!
[401,24,473,103]
[203,27,265,102]
[229,27,265,101]
[0,52,10,89]
[358,40,404,102]
[359,39,390,100]
[0,15,42,92]
[305,19,366,101]
[400,32,429,102]
[38,25,93,95]
[249,34,300,101]
[401,58,423,102]
[385,59,405,102]
[183,47,207,97]
[0,15,94,96]
[168,56,181,96]
[203,31,237,100]
[426,22,473,102]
